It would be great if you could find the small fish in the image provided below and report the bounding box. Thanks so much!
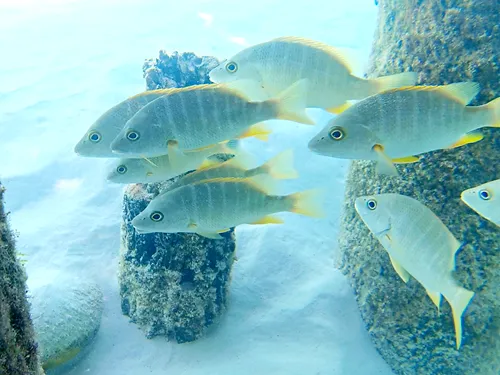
[110,79,314,161]
[208,36,417,113]
[131,175,324,239]
[74,90,170,157]
[308,82,500,175]
[460,179,500,227]
[354,193,475,349]
[106,141,242,184]
[166,149,298,191]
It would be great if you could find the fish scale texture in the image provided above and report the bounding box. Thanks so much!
[119,52,236,343]
[338,1,500,374]
[0,183,42,375]
[31,278,103,374]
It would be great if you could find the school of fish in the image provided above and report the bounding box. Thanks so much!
[75,35,499,351]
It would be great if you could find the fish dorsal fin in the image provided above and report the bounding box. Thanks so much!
[270,36,359,74]
[382,82,480,106]
[438,82,481,105]
[128,88,176,100]
[223,79,270,102]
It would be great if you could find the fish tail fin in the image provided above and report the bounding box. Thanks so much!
[287,188,326,218]
[485,97,500,127]
[271,79,315,125]
[372,72,418,94]
[254,149,298,180]
[444,286,475,350]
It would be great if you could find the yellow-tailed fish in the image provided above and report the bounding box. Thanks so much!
[208,36,418,113]
[109,79,314,162]
[106,140,242,184]
[460,179,500,227]
[165,149,298,191]
[131,175,325,239]
[354,193,475,349]
[308,82,500,176]
[74,90,170,157]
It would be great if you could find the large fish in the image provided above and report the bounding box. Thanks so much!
[460,179,500,227]
[165,149,298,191]
[110,79,314,162]
[131,175,324,239]
[354,193,475,349]
[208,36,417,113]
[308,82,500,175]
[106,141,241,184]
[74,90,169,157]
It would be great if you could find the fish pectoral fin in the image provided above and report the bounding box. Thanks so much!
[238,122,272,141]
[167,140,187,169]
[141,155,159,168]
[326,101,353,115]
[251,215,285,225]
[196,231,224,240]
[373,144,399,176]
[388,255,410,283]
[447,131,484,149]
[392,155,421,164]
[425,289,442,311]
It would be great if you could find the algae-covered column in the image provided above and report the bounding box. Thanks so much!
[119,52,236,343]
[338,1,499,374]
[0,183,43,375]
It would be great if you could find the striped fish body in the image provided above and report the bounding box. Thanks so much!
[123,84,275,153]
[74,90,169,157]
[133,177,291,234]
[209,37,417,111]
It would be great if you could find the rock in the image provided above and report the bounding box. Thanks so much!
[0,182,43,375]
[119,52,236,343]
[30,276,103,374]
[338,1,500,374]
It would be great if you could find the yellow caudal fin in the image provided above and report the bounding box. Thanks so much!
[288,188,326,218]
[238,122,272,141]
[372,72,418,93]
[447,131,484,149]
[443,286,475,350]
[271,79,315,125]
[253,149,298,180]
[485,96,500,127]
[326,101,354,115]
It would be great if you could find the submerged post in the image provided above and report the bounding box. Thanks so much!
[0,183,43,375]
[118,52,236,343]
[338,1,499,374]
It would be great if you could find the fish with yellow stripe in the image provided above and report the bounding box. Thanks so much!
[165,149,298,191]
[308,82,500,175]
[460,179,500,227]
[354,193,475,349]
[74,90,170,157]
[131,174,324,239]
[110,79,314,162]
[208,36,418,113]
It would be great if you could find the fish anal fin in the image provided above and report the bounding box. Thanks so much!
[217,228,231,233]
[447,131,484,149]
[197,231,224,240]
[392,155,420,164]
[426,289,442,311]
[251,215,285,225]
[388,255,410,283]
[238,123,272,141]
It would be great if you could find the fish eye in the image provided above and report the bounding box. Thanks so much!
[116,165,127,174]
[88,131,101,143]
[126,130,140,141]
[150,211,164,222]
[366,199,377,210]
[225,61,238,73]
[478,189,491,200]
[329,127,345,141]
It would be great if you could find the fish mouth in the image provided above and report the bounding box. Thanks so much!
[307,134,331,156]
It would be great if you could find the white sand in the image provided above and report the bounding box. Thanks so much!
[1,0,394,374]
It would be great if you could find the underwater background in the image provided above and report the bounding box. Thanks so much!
[1,0,498,374]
